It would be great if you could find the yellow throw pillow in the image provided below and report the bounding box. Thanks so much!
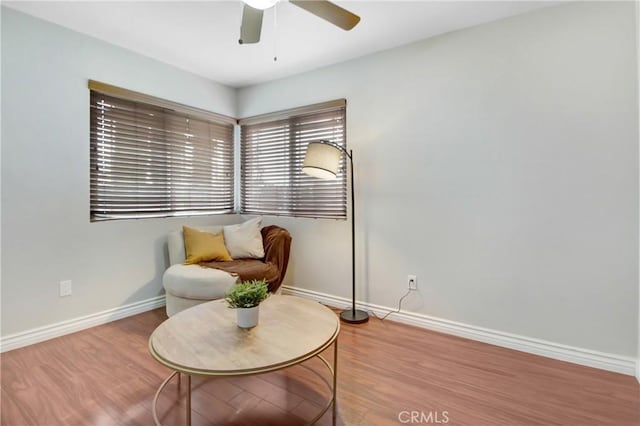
[182,226,232,264]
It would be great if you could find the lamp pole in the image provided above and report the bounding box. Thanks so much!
[302,140,369,324]
[333,146,369,324]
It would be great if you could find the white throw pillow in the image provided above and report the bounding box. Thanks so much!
[223,217,265,259]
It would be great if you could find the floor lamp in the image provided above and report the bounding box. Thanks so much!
[302,140,369,324]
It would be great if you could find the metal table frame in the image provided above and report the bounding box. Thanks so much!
[149,327,339,425]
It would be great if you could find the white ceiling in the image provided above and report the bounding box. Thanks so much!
[4,1,558,88]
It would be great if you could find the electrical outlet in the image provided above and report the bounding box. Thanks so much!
[60,280,72,297]
[407,274,417,290]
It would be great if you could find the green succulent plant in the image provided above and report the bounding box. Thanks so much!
[225,279,269,309]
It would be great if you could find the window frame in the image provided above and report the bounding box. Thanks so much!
[89,80,236,222]
[238,99,348,219]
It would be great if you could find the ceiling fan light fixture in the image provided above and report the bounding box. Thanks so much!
[244,0,279,10]
[239,0,361,45]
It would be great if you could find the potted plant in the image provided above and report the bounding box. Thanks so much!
[225,279,269,328]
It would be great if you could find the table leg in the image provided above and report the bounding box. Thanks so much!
[333,337,338,424]
[152,371,179,426]
[186,374,191,426]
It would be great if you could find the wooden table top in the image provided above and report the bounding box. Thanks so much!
[149,295,340,376]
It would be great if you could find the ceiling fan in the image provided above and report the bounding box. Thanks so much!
[239,0,361,44]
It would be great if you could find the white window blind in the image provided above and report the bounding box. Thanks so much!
[89,82,235,221]
[239,100,347,219]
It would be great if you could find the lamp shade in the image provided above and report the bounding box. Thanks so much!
[302,141,342,180]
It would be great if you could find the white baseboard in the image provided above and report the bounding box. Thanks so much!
[0,295,166,353]
[282,285,636,376]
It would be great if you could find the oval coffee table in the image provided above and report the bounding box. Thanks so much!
[149,295,340,425]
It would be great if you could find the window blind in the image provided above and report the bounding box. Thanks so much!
[239,100,347,219]
[90,87,235,221]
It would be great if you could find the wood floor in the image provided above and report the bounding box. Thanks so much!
[1,306,639,425]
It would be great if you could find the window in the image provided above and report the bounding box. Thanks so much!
[239,100,347,219]
[89,81,235,221]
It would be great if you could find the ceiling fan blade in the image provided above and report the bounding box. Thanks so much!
[239,4,263,44]
[290,0,360,31]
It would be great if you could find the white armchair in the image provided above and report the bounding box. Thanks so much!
[163,226,238,317]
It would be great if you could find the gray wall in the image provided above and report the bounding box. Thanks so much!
[636,0,640,378]
[238,2,639,356]
[0,8,239,336]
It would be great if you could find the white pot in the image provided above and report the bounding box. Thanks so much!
[236,306,259,328]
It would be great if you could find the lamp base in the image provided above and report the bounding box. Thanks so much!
[340,309,369,324]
